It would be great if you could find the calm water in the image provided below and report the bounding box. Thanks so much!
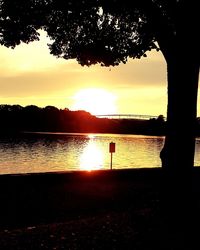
[0,132,200,174]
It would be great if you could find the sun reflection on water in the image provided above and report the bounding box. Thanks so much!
[79,140,104,171]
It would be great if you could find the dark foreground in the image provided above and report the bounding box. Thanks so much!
[0,168,200,249]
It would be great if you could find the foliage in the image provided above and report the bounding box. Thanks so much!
[0,1,199,172]
[0,104,167,135]
[1,0,193,66]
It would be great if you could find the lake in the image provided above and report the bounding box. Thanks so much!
[0,132,200,174]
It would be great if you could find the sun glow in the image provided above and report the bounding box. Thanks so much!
[80,141,104,171]
[72,88,117,115]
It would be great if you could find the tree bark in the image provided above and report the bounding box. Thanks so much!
[160,48,199,248]
[159,0,199,174]
[161,56,199,170]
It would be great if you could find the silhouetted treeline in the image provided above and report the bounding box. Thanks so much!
[0,104,171,136]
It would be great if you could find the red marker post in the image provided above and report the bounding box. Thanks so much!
[109,142,116,170]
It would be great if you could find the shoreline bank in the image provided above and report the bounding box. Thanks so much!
[1,168,200,228]
[0,168,163,228]
[1,168,200,249]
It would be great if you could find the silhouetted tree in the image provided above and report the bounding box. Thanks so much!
[148,115,166,135]
[0,0,198,172]
[0,1,199,247]
[23,105,42,130]
[157,115,165,123]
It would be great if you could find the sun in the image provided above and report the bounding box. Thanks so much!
[72,88,117,115]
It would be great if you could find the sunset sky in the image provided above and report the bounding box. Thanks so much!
[0,30,199,117]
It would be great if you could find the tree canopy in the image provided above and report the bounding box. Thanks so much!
[1,1,198,66]
[0,1,199,246]
[0,104,167,135]
[0,0,199,172]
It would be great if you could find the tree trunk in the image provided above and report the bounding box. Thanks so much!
[160,58,199,172]
[159,0,199,173]
[160,49,199,248]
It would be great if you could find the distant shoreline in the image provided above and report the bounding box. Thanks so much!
[2,131,200,139]
[0,129,166,137]
[1,105,200,136]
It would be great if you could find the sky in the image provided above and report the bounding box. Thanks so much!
[0,30,199,117]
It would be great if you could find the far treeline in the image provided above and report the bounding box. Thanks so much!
[1,104,200,136]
